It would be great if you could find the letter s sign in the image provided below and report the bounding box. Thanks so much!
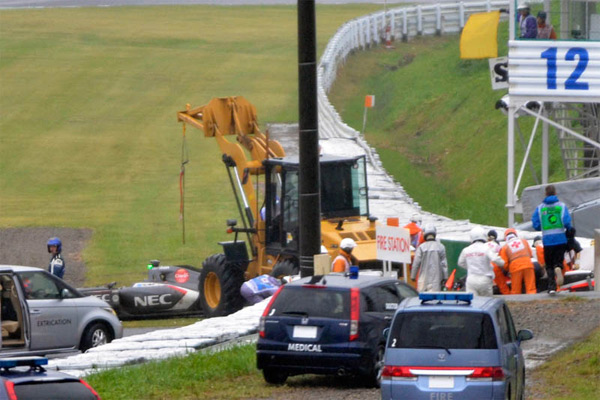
[489,57,509,90]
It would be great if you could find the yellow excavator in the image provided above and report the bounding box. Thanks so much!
[177,96,380,318]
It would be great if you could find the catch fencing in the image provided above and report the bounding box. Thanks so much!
[317,0,510,140]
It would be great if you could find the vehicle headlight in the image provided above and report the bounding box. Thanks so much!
[103,307,117,317]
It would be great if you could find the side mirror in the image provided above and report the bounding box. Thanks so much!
[383,327,390,340]
[60,288,70,299]
[517,329,534,342]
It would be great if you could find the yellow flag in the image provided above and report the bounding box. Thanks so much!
[460,11,500,59]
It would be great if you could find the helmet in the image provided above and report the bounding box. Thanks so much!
[320,245,328,254]
[340,238,357,252]
[410,214,421,223]
[47,237,62,253]
[423,224,437,240]
[469,227,487,243]
[504,228,518,240]
[487,229,498,240]
[517,2,530,10]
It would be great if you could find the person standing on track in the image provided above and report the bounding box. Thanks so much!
[499,229,537,294]
[410,225,448,292]
[531,184,572,294]
[47,237,65,279]
[331,238,357,273]
[458,227,504,297]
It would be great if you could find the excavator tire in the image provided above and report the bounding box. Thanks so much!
[200,253,245,318]
[270,259,299,279]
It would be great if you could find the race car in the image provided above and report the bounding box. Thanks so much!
[79,261,203,320]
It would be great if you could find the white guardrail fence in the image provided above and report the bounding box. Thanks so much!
[317,0,510,142]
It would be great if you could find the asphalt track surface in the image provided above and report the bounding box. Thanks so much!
[0,0,456,10]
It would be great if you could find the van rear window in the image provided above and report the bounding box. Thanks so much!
[270,287,350,319]
[388,312,498,349]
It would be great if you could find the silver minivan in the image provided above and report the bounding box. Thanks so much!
[1,265,122,356]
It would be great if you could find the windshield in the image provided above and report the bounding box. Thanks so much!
[321,156,368,218]
[270,287,350,319]
[388,311,498,350]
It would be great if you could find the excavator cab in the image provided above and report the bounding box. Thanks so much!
[263,154,370,257]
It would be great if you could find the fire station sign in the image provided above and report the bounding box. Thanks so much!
[376,225,411,263]
[508,41,600,102]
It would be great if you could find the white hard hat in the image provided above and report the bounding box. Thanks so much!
[320,245,328,254]
[517,2,530,10]
[340,238,357,251]
[470,227,487,243]
[410,214,421,223]
[423,224,437,239]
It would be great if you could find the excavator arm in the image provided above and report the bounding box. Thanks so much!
[177,96,285,254]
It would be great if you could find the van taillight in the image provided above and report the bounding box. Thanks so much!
[259,286,284,338]
[467,367,505,381]
[4,381,17,400]
[381,366,416,380]
[349,287,360,341]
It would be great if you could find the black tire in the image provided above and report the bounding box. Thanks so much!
[263,368,288,385]
[364,345,385,388]
[270,259,298,279]
[200,254,245,318]
[80,322,111,352]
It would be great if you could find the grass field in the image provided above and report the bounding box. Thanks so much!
[328,21,565,225]
[0,4,382,285]
[1,5,566,286]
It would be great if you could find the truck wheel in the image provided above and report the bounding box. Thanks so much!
[80,322,111,352]
[200,254,245,318]
[270,259,298,278]
[263,368,288,385]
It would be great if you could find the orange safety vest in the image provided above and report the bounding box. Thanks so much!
[332,250,352,273]
[500,238,534,273]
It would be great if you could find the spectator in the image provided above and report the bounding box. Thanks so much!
[499,229,537,294]
[410,225,448,292]
[47,237,65,279]
[518,3,537,38]
[240,274,282,305]
[332,238,357,273]
[531,184,572,294]
[487,230,510,295]
[458,227,504,297]
[536,11,557,39]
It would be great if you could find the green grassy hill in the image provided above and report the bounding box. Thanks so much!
[1,6,564,285]
[328,22,565,225]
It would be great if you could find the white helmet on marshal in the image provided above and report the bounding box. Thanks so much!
[469,226,487,243]
[340,238,357,252]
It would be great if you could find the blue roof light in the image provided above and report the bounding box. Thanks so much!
[0,357,48,369]
[419,292,473,303]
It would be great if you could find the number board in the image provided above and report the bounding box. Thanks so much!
[508,40,600,102]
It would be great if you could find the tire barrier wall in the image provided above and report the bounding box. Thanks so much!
[316,0,510,168]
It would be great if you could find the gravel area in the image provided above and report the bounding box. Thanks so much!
[0,227,92,287]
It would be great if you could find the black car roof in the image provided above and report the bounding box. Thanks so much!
[287,273,398,290]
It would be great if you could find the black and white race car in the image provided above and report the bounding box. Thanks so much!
[79,262,203,320]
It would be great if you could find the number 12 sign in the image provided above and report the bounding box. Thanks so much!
[508,41,600,101]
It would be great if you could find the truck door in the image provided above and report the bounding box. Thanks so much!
[18,271,79,351]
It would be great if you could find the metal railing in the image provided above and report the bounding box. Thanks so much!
[317,0,509,141]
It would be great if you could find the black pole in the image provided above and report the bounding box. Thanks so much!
[298,0,321,278]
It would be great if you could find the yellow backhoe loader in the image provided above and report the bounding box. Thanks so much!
[177,96,381,318]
